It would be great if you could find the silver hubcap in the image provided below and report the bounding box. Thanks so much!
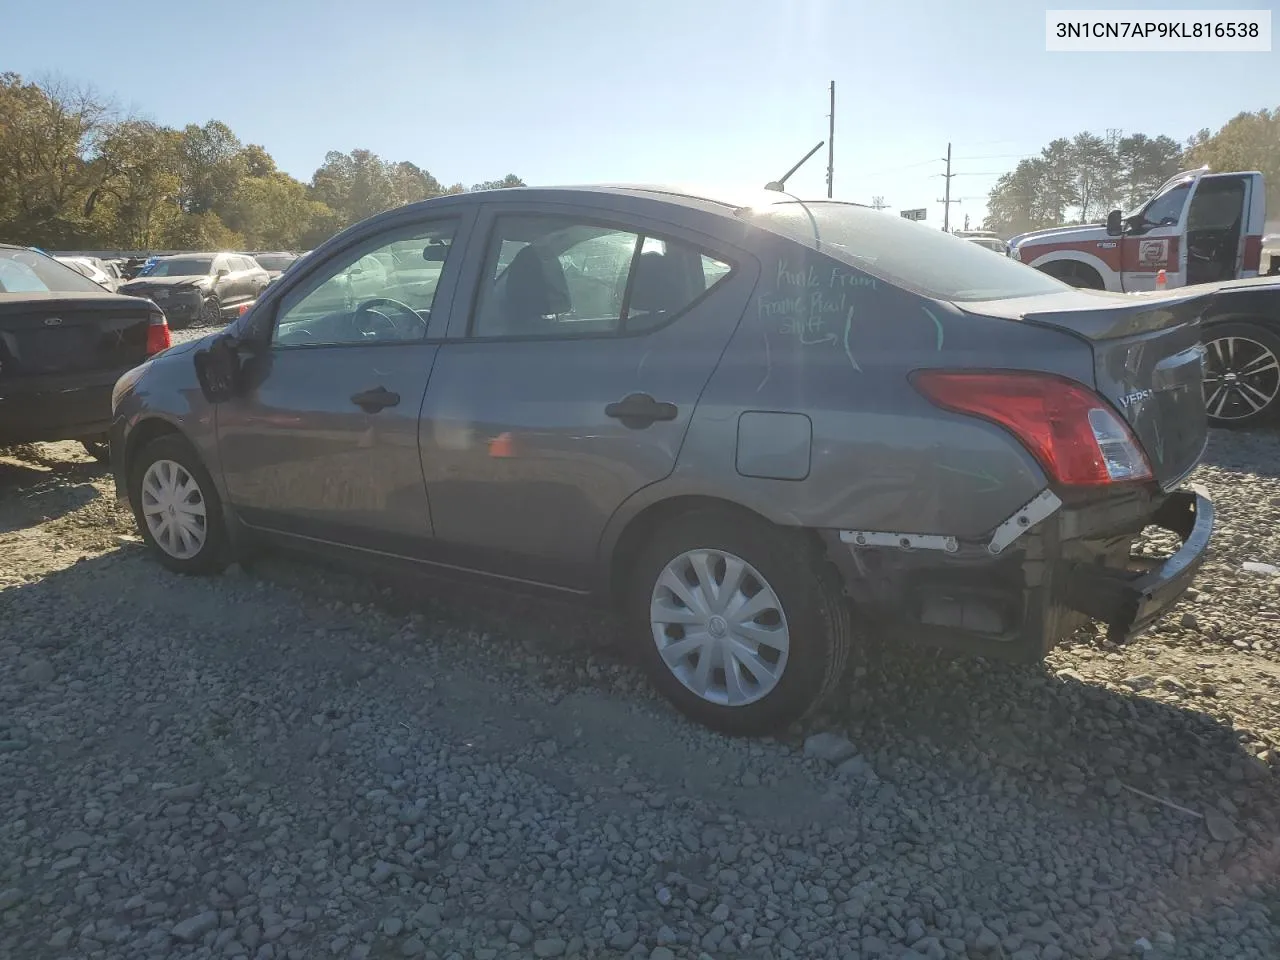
[650,549,790,707]
[1203,335,1280,421]
[140,459,207,560]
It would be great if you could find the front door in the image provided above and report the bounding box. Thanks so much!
[216,211,473,552]
[417,204,753,589]
[1119,173,1201,292]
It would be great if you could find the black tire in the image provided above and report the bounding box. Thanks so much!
[200,294,222,326]
[81,438,110,463]
[624,508,853,736]
[1201,320,1280,427]
[127,434,229,575]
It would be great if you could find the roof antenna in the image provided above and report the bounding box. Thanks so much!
[765,141,825,192]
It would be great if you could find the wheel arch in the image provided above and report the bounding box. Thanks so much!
[1028,251,1112,290]
[123,415,189,481]
[599,488,803,609]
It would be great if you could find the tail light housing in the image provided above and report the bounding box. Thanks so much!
[145,308,171,356]
[912,370,1152,487]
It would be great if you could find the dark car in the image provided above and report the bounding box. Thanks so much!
[1195,274,1280,426]
[0,244,171,461]
[110,185,1214,735]
[119,252,270,328]
[252,252,298,281]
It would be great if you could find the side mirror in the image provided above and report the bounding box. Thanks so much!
[1105,210,1123,236]
[215,267,230,277]
[194,334,243,403]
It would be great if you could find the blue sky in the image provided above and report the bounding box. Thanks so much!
[3,0,1274,230]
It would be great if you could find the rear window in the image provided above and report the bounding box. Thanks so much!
[0,249,105,293]
[742,201,1067,302]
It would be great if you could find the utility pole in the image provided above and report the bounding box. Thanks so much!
[937,142,955,232]
[826,81,835,199]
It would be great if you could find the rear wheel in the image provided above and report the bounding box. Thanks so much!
[1040,260,1105,290]
[1201,321,1280,426]
[128,435,229,574]
[625,509,853,736]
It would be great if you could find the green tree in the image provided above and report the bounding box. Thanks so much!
[1070,132,1119,223]
[471,174,526,191]
[1185,108,1280,217]
[177,120,246,216]
[1115,133,1184,210]
[84,120,182,247]
[0,73,110,247]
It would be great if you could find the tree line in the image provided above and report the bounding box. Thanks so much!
[0,73,525,251]
[983,107,1280,237]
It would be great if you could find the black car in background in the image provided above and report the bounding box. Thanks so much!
[252,251,298,281]
[119,252,269,328]
[0,244,171,461]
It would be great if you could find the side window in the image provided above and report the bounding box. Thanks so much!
[272,219,457,347]
[1139,183,1191,228]
[212,257,229,276]
[470,214,733,339]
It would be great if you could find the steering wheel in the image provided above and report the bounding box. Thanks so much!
[1188,236,1222,263]
[351,297,428,339]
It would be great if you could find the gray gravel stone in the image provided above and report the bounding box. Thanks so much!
[172,911,219,943]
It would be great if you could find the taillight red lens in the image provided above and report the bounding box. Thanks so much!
[911,370,1153,487]
[145,310,171,355]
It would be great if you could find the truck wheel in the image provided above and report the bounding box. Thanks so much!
[624,508,853,736]
[1202,321,1280,427]
[1040,261,1105,290]
[128,435,230,575]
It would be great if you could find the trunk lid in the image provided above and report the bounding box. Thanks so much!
[0,292,157,379]
[960,288,1212,489]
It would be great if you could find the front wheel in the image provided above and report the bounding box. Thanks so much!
[200,294,222,326]
[128,435,229,574]
[1201,321,1280,427]
[625,509,853,736]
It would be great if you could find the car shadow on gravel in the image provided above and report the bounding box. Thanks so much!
[225,549,1280,837]
[1199,427,1280,477]
[0,454,106,533]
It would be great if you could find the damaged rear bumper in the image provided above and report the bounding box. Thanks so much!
[821,486,1214,661]
[1058,490,1212,642]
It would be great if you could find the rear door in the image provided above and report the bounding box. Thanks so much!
[416,202,755,589]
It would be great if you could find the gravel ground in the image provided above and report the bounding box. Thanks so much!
[1,420,1278,960]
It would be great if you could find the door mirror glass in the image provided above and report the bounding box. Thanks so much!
[215,267,230,277]
[194,334,243,402]
[1105,210,1123,236]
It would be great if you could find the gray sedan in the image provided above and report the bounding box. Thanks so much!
[109,185,1214,735]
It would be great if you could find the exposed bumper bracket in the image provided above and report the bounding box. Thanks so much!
[1061,490,1213,642]
[987,488,1063,555]
[839,530,959,553]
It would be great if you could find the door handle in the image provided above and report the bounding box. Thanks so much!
[350,386,400,413]
[605,392,678,428]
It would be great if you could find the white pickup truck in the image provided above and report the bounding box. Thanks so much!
[1007,167,1267,292]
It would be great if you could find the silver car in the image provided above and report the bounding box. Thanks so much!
[109,185,1214,735]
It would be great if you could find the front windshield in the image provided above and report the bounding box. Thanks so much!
[744,201,1066,301]
[0,248,107,294]
[144,257,214,277]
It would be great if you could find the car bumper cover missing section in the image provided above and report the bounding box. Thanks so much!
[1059,490,1214,642]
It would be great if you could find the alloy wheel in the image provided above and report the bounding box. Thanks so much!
[649,548,790,707]
[1202,335,1280,422]
[140,459,208,560]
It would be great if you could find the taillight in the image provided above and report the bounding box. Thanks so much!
[145,309,171,356]
[911,370,1152,487]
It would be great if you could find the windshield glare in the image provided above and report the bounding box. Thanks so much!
[744,201,1068,302]
[144,257,213,277]
[0,249,107,294]
[255,255,295,271]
